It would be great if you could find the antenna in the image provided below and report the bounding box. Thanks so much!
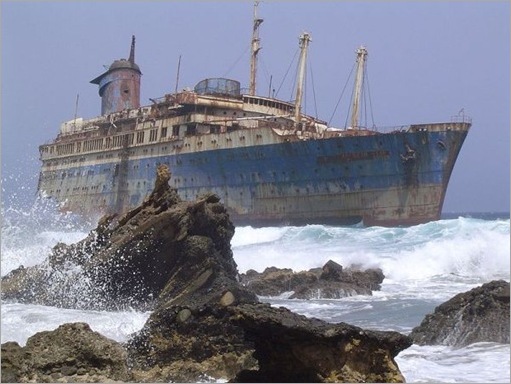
[73,93,79,126]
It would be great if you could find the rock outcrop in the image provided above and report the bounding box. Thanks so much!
[229,303,410,383]
[410,280,510,347]
[1,164,247,311]
[1,165,412,383]
[1,323,129,383]
[126,293,411,382]
[240,260,384,299]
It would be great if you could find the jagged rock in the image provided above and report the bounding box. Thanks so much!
[125,254,403,382]
[126,300,411,383]
[1,166,412,383]
[240,260,384,299]
[0,323,130,383]
[126,304,258,382]
[321,259,344,280]
[230,303,411,383]
[1,164,244,311]
[410,280,510,347]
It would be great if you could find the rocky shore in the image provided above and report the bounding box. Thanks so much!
[1,166,412,382]
[240,260,384,299]
[410,279,510,347]
[3,166,508,382]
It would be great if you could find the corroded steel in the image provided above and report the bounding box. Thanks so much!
[90,36,141,115]
[38,98,470,226]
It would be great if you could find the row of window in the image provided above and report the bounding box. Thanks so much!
[243,96,293,112]
[47,184,317,198]
[42,119,248,158]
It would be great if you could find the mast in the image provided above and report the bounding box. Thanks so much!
[249,1,263,96]
[294,32,312,127]
[350,46,368,129]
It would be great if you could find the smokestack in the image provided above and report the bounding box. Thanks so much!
[90,35,142,115]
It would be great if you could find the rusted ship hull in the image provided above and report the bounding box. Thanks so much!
[38,122,469,227]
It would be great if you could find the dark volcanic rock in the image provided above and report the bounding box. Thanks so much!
[230,303,411,383]
[1,322,129,383]
[410,280,510,347]
[240,260,384,299]
[1,164,250,311]
[125,254,404,382]
[126,300,411,383]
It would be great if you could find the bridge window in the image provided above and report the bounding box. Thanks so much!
[149,129,158,142]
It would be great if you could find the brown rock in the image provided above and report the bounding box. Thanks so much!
[1,323,130,383]
[1,165,249,311]
[229,303,411,383]
[239,260,384,299]
[410,280,510,346]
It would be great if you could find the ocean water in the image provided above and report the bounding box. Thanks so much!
[1,201,510,383]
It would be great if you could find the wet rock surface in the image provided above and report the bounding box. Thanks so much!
[1,323,130,383]
[126,296,411,382]
[1,165,412,383]
[228,303,411,383]
[1,164,241,311]
[240,260,384,299]
[410,280,510,347]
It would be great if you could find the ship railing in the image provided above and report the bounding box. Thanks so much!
[340,125,411,133]
[380,125,411,133]
[450,114,472,124]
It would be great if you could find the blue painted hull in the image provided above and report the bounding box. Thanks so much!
[39,125,468,226]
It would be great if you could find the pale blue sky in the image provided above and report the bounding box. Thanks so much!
[1,0,510,213]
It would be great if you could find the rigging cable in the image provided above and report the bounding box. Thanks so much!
[275,47,299,99]
[365,64,376,128]
[362,62,367,128]
[302,63,306,115]
[259,56,273,94]
[310,62,319,119]
[328,62,355,126]
[345,77,356,129]
[222,45,250,78]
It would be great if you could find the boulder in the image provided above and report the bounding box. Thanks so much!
[410,280,510,346]
[229,303,411,383]
[240,260,384,299]
[126,300,411,383]
[1,323,130,383]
